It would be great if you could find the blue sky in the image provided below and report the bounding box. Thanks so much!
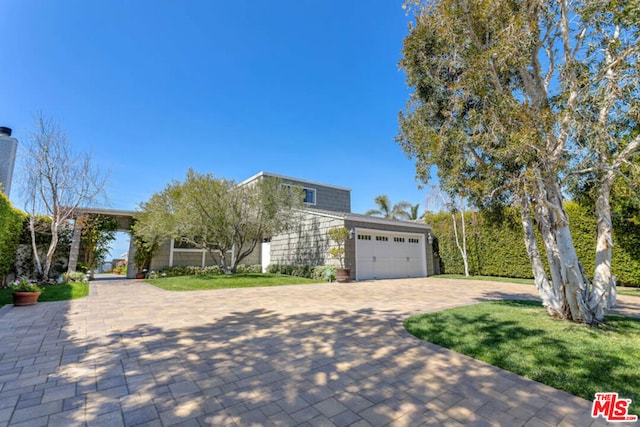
[1,1,438,258]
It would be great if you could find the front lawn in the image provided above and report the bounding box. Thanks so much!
[433,273,640,297]
[147,273,323,291]
[404,300,640,415]
[0,282,90,308]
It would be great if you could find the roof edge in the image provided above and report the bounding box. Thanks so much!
[239,171,351,192]
[345,214,432,229]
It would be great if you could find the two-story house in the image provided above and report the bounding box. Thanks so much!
[149,171,435,281]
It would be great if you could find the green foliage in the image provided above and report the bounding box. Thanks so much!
[78,214,118,273]
[405,301,640,415]
[328,227,349,268]
[9,277,43,292]
[0,282,89,308]
[132,233,159,272]
[135,170,303,273]
[62,271,88,283]
[266,264,337,280]
[156,264,262,277]
[365,195,412,220]
[0,193,26,284]
[430,203,640,286]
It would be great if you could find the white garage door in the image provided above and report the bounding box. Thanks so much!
[355,229,426,280]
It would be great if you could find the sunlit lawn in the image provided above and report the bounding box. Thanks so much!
[405,300,640,415]
[0,282,90,308]
[147,273,323,291]
[433,274,640,297]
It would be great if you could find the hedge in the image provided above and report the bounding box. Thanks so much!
[429,202,640,287]
[267,264,337,281]
[0,193,26,284]
[155,264,263,277]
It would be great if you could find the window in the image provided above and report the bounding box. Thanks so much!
[375,235,389,242]
[408,238,420,244]
[357,234,371,240]
[303,188,316,204]
[280,184,316,205]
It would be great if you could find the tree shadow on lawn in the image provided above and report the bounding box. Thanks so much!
[0,304,598,426]
[404,299,640,415]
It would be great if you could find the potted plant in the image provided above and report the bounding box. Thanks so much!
[133,235,159,279]
[11,277,43,306]
[328,227,351,283]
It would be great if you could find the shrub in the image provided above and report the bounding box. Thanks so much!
[63,271,87,283]
[236,264,262,273]
[0,193,27,284]
[158,264,260,277]
[428,202,640,287]
[268,264,336,281]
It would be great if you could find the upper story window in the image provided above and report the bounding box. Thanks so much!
[302,188,316,205]
[281,184,316,205]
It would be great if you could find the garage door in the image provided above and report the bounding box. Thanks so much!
[355,229,426,280]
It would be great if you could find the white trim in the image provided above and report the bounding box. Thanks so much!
[346,214,432,230]
[169,238,174,266]
[239,171,352,192]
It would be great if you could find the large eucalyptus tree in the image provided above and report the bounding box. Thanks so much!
[398,0,639,324]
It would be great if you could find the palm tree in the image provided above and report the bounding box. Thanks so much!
[407,203,424,221]
[365,195,412,221]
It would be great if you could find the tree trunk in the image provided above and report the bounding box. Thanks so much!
[519,196,564,317]
[547,180,597,322]
[452,211,469,277]
[29,216,44,279]
[43,221,59,280]
[590,172,617,321]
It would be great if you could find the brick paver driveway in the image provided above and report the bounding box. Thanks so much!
[1,278,638,426]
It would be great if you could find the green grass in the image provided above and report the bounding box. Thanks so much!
[147,273,323,291]
[433,274,640,297]
[0,282,90,308]
[405,300,640,415]
[618,287,640,298]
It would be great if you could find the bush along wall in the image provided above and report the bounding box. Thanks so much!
[0,193,27,285]
[428,202,640,287]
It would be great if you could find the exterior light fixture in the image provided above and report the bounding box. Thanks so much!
[427,232,433,245]
[349,228,356,239]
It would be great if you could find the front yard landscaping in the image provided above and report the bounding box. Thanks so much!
[404,300,640,415]
[433,274,640,297]
[0,282,90,308]
[146,273,323,291]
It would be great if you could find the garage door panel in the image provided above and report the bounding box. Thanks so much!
[356,230,426,280]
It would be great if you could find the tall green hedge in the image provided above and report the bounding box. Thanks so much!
[0,193,27,283]
[429,202,640,287]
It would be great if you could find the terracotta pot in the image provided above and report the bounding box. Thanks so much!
[12,291,42,306]
[135,273,145,279]
[336,268,351,283]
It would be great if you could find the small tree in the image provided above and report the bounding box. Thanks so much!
[22,114,106,280]
[135,170,303,274]
[78,214,118,276]
[328,227,350,269]
[132,234,159,273]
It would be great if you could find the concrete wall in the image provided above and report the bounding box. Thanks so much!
[270,211,344,266]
